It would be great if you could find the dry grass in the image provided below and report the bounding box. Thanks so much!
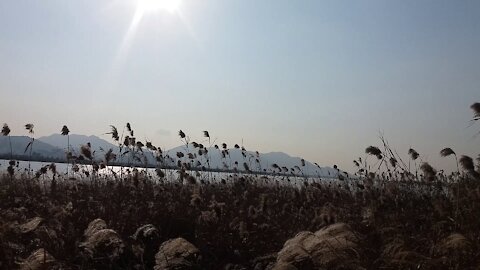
[0,102,479,269]
[1,169,480,269]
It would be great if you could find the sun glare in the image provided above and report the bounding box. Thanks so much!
[137,0,181,13]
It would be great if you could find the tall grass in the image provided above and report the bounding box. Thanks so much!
[0,101,479,269]
[24,123,34,176]
[1,123,12,159]
[61,125,70,176]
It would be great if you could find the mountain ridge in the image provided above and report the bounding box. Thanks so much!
[0,134,339,177]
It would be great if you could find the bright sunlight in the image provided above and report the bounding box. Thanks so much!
[136,0,182,14]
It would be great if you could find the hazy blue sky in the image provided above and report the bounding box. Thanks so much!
[0,0,479,172]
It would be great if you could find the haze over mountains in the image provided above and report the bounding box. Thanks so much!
[0,136,64,159]
[0,134,338,177]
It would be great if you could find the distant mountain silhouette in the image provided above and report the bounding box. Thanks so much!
[0,136,64,159]
[164,146,338,177]
[0,134,339,177]
[38,134,118,156]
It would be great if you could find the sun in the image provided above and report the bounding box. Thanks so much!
[136,0,181,14]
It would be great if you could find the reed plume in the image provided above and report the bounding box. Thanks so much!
[129,137,136,146]
[25,124,34,134]
[81,144,93,160]
[25,123,35,175]
[107,126,119,141]
[440,148,455,157]
[136,141,144,151]
[2,123,12,159]
[389,157,397,167]
[459,155,475,172]
[126,123,133,136]
[61,125,71,175]
[471,102,480,120]
[365,146,381,156]
[49,163,57,175]
[271,164,280,172]
[420,162,436,181]
[440,147,460,176]
[60,125,69,136]
[408,148,419,160]
[104,148,116,164]
[123,136,130,147]
[203,131,210,144]
[61,126,70,150]
[366,146,382,159]
[243,162,250,172]
[477,154,480,171]
[1,123,10,136]
[146,141,156,151]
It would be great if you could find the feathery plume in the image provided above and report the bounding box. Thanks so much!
[129,137,136,146]
[49,163,57,175]
[459,155,475,172]
[440,148,456,157]
[104,148,116,163]
[366,146,382,159]
[136,141,144,151]
[25,123,34,134]
[146,141,156,151]
[420,162,436,181]
[389,157,397,167]
[81,144,93,160]
[126,123,134,136]
[408,148,419,160]
[471,102,480,120]
[107,125,119,141]
[365,146,382,156]
[1,124,10,136]
[61,125,70,136]
[179,130,186,139]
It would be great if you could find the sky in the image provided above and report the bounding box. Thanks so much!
[0,0,479,173]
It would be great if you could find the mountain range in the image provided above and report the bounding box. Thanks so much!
[0,134,338,177]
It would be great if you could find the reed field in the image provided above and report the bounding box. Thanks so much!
[0,103,479,270]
